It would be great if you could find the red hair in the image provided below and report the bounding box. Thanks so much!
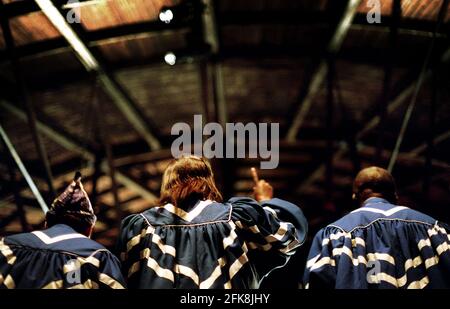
[159,156,223,208]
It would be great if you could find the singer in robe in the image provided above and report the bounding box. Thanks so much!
[0,173,125,289]
[118,156,308,288]
[303,166,450,289]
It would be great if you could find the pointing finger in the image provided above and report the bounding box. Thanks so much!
[251,167,259,184]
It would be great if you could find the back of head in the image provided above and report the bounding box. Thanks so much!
[159,156,223,208]
[46,172,96,236]
[353,166,398,206]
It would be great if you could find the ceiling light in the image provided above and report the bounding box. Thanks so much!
[164,52,177,66]
[159,9,174,24]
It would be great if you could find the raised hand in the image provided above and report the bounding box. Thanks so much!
[251,167,273,202]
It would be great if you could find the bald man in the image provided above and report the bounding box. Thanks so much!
[303,166,450,289]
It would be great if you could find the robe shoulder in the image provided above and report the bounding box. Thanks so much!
[0,225,126,289]
[118,198,307,288]
[303,201,450,289]
[229,197,307,245]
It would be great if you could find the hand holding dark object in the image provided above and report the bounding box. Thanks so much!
[251,167,273,202]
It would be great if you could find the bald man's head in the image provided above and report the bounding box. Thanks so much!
[352,166,398,206]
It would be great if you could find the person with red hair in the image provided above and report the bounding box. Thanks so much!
[118,156,307,289]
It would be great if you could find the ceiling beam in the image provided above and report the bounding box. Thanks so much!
[0,39,434,99]
[352,13,450,34]
[1,37,429,88]
[411,130,450,155]
[0,0,56,198]
[1,44,208,95]
[0,22,442,72]
[375,0,401,164]
[34,0,162,151]
[358,143,450,170]
[387,0,449,172]
[219,9,448,34]
[0,99,94,159]
[2,5,445,65]
[201,0,227,127]
[0,99,158,201]
[286,0,362,141]
[0,122,49,213]
[4,0,445,35]
[0,147,30,231]
[0,20,190,62]
[112,166,158,202]
[296,138,450,196]
[0,211,19,229]
[294,47,450,194]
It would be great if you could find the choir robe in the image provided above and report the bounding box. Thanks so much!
[0,224,125,289]
[118,197,307,289]
[303,197,450,289]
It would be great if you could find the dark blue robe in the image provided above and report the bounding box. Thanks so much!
[118,197,307,289]
[0,224,125,289]
[303,197,450,289]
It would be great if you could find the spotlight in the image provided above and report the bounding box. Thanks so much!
[164,52,176,66]
[159,9,174,24]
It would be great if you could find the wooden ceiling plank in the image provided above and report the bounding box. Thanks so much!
[286,0,362,141]
[34,0,162,151]
[0,99,158,202]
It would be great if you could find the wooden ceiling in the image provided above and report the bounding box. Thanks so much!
[0,0,449,248]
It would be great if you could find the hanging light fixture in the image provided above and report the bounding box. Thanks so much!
[164,52,177,66]
[159,8,174,24]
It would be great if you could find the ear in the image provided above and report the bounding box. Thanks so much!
[352,193,356,200]
[84,224,95,238]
